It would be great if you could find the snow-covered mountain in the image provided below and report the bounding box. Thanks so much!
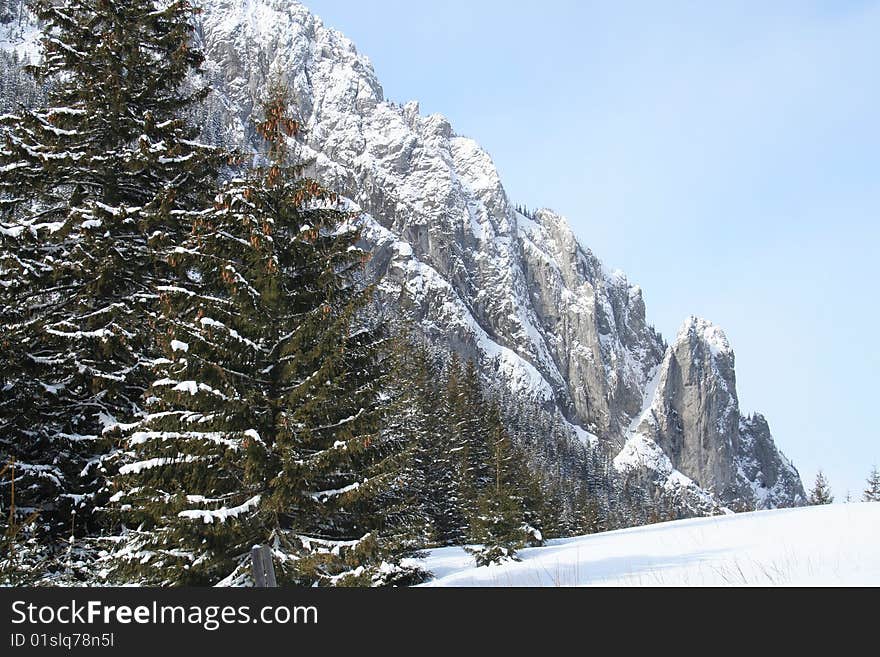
[0,0,806,510]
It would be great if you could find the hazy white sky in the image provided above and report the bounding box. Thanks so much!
[306,0,880,500]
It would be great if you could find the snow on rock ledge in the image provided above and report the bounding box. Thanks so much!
[0,0,806,512]
[618,316,805,508]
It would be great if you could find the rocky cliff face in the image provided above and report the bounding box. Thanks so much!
[614,317,803,507]
[0,0,806,510]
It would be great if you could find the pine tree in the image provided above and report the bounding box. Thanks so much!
[371,335,431,547]
[382,335,454,552]
[864,466,880,503]
[359,333,453,585]
[562,478,600,537]
[457,359,491,532]
[107,89,410,586]
[416,355,466,546]
[468,402,543,565]
[0,0,225,563]
[809,471,834,506]
[508,442,548,546]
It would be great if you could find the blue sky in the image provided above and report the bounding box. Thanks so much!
[306,0,880,500]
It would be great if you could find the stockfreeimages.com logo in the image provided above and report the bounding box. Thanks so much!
[11,600,318,632]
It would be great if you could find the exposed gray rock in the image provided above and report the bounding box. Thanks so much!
[0,0,806,511]
[737,413,806,509]
[616,317,805,508]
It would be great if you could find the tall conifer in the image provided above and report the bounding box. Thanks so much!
[0,0,225,558]
[108,89,409,586]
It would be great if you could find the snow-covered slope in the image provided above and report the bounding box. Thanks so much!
[418,503,880,586]
[0,0,39,60]
[0,0,806,510]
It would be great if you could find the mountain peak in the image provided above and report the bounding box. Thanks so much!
[0,0,805,513]
[677,315,732,359]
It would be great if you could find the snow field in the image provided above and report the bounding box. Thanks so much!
[417,503,880,587]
